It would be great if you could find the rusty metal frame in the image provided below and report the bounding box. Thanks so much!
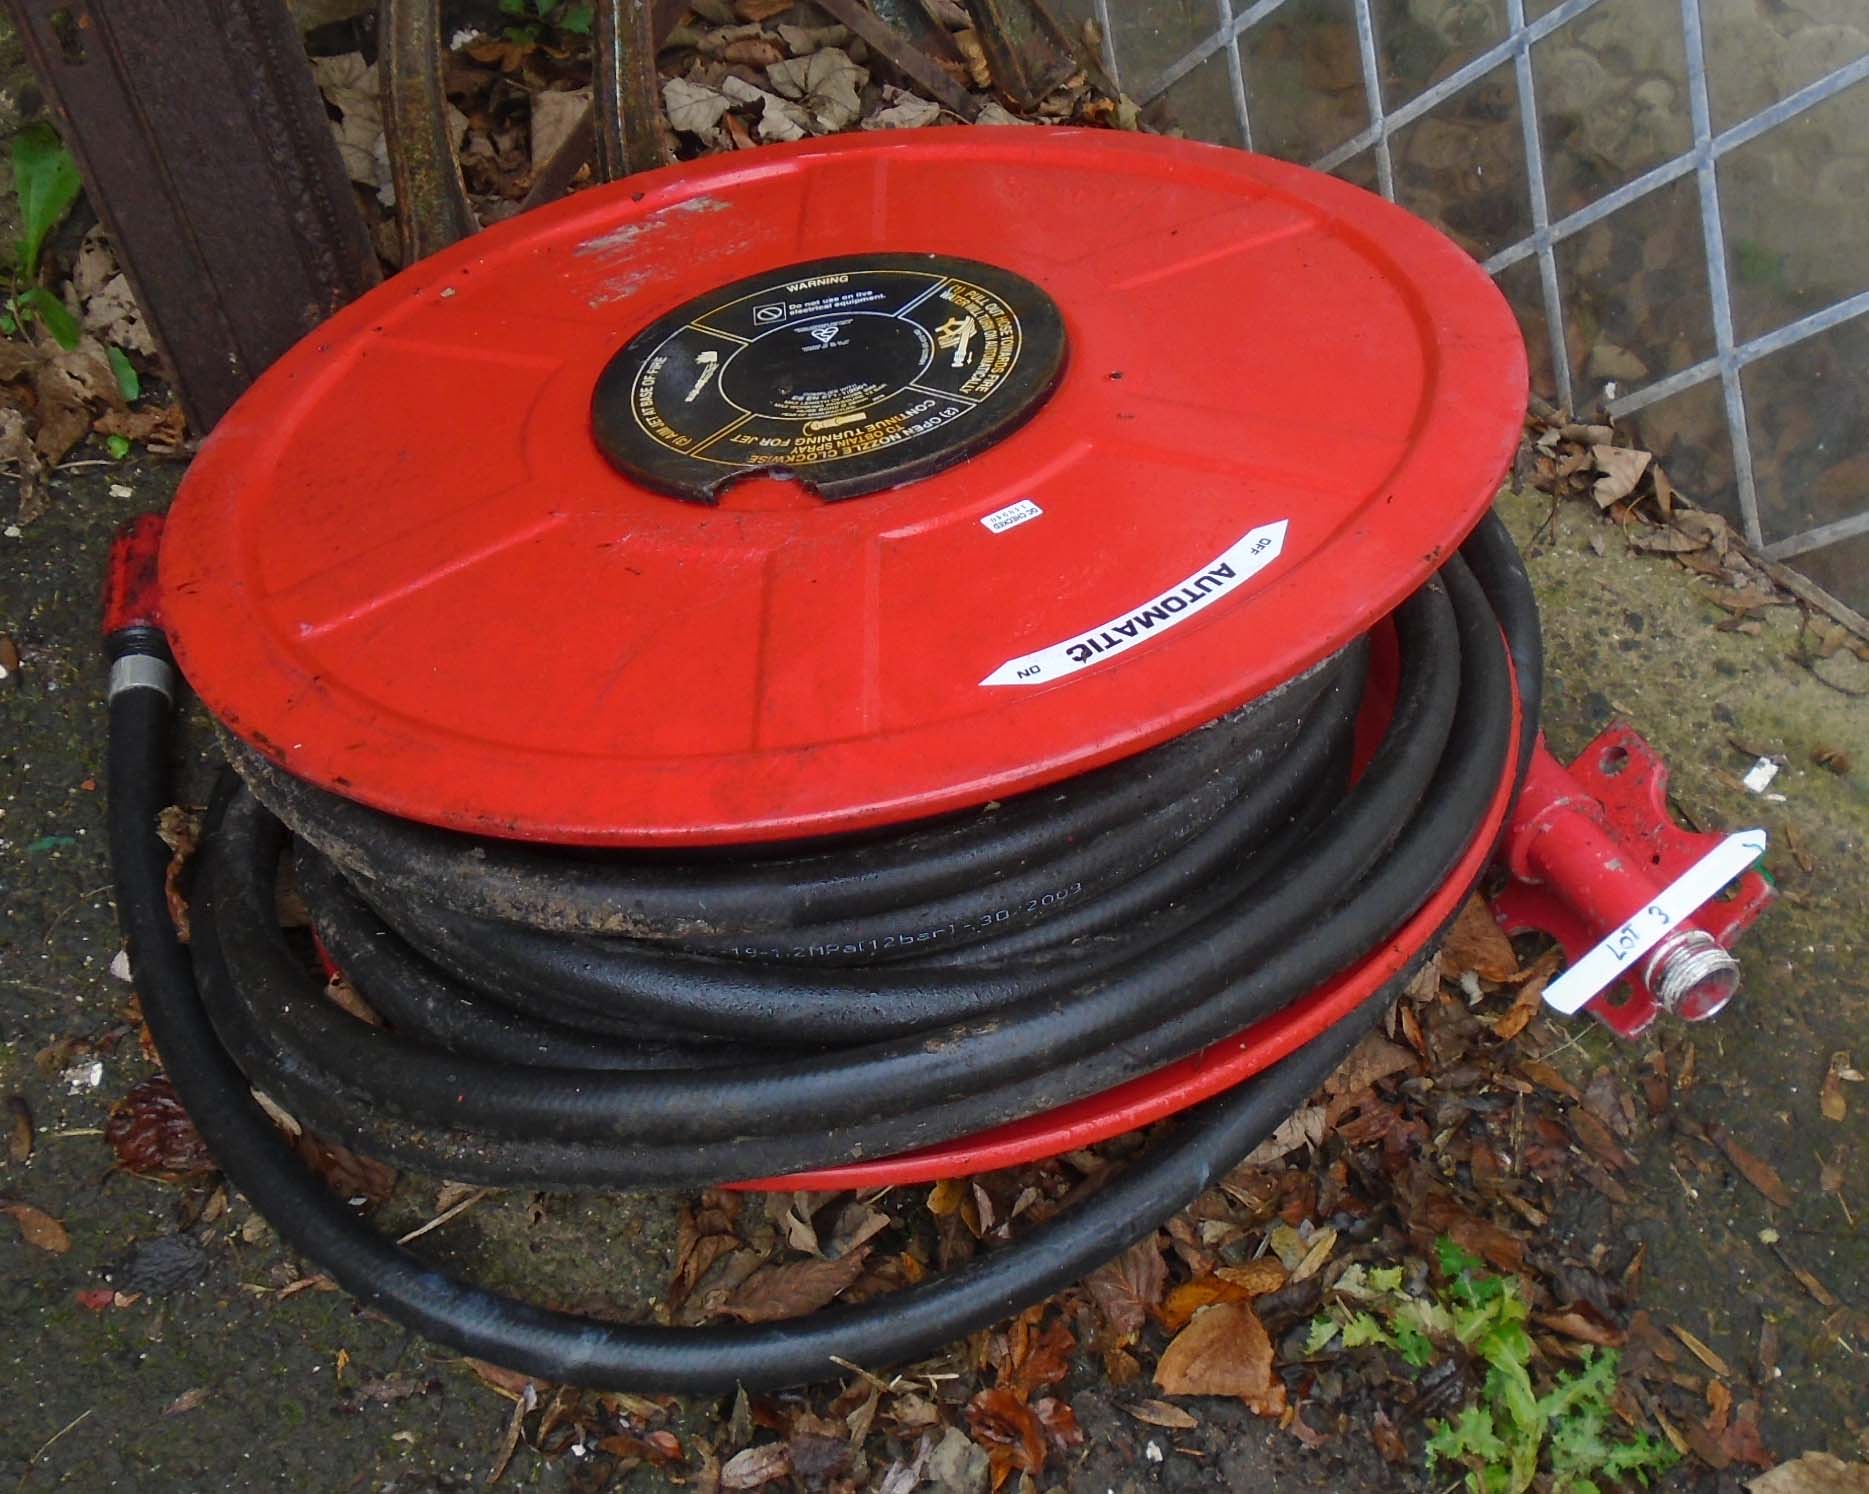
[6,0,382,433]
[381,0,477,260]
[964,0,1085,111]
[593,0,670,180]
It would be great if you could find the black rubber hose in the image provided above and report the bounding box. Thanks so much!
[1460,509,1544,785]
[107,511,1538,1391]
[222,649,1349,939]
[312,655,1368,1041]
[186,575,1485,1174]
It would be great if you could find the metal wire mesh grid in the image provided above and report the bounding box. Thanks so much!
[1075,0,1869,609]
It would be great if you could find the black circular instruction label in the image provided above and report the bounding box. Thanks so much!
[591,253,1067,502]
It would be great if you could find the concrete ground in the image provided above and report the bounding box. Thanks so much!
[1,464,1865,1490]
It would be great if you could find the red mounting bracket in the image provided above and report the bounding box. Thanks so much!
[101,512,167,640]
[1493,723,1774,1039]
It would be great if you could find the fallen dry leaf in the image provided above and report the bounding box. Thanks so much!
[1651,463,1678,516]
[7,1096,31,1164]
[1671,1324,1733,1377]
[297,1133,396,1206]
[864,87,943,130]
[1241,1105,1326,1167]
[485,1382,533,1486]
[312,52,384,186]
[1289,1225,1338,1283]
[92,402,186,449]
[1491,958,1552,1041]
[1570,1106,1635,1172]
[596,1429,684,1465]
[1124,1398,1198,1430]
[1535,1310,1626,1347]
[36,342,120,463]
[1776,1252,1840,1310]
[1748,1452,1869,1492]
[1628,525,1709,554]
[312,52,467,207]
[1519,1058,1584,1102]
[163,1387,209,1415]
[1159,1276,1254,1334]
[1707,587,1783,615]
[721,1441,792,1490]
[1154,1300,1286,1416]
[671,1191,745,1305]
[764,48,869,132]
[1215,1258,1288,1295]
[105,1076,216,1179]
[1709,1123,1793,1207]
[664,76,734,144]
[776,20,851,56]
[1591,444,1652,507]
[1423,1200,1524,1274]
[1371,1408,1408,1464]
[1004,1311,1075,1398]
[275,1272,336,1300]
[462,1357,548,1404]
[1083,1235,1165,1344]
[719,1246,870,1322]
[321,974,382,1027]
[3,1200,69,1252]
[1441,895,1520,980]
[954,27,990,87]
[1326,1032,1417,1105]
[1721,1401,1774,1468]
[965,1386,1048,1476]
[528,87,589,171]
[823,1197,889,1259]
[1821,1054,1852,1122]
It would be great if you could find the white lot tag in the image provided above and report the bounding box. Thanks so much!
[1542,828,1767,1014]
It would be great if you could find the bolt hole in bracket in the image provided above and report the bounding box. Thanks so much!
[1492,722,1774,1039]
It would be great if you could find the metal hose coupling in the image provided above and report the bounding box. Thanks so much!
[1643,929,1742,1022]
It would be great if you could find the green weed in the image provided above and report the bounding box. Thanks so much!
[1307,1237,1679,1494]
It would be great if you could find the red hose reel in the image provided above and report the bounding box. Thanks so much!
[136,127,1770,1193]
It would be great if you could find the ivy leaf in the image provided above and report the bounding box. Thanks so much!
[16,286,80,349]
[106,433,131,459]
[13,122,83,279]
[107,344,140,401]
[557,3,593,34]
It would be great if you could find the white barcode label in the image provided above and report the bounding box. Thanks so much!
[981,499,1043,534]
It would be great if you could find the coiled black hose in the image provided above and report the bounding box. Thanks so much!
[107,513,1538,1392]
